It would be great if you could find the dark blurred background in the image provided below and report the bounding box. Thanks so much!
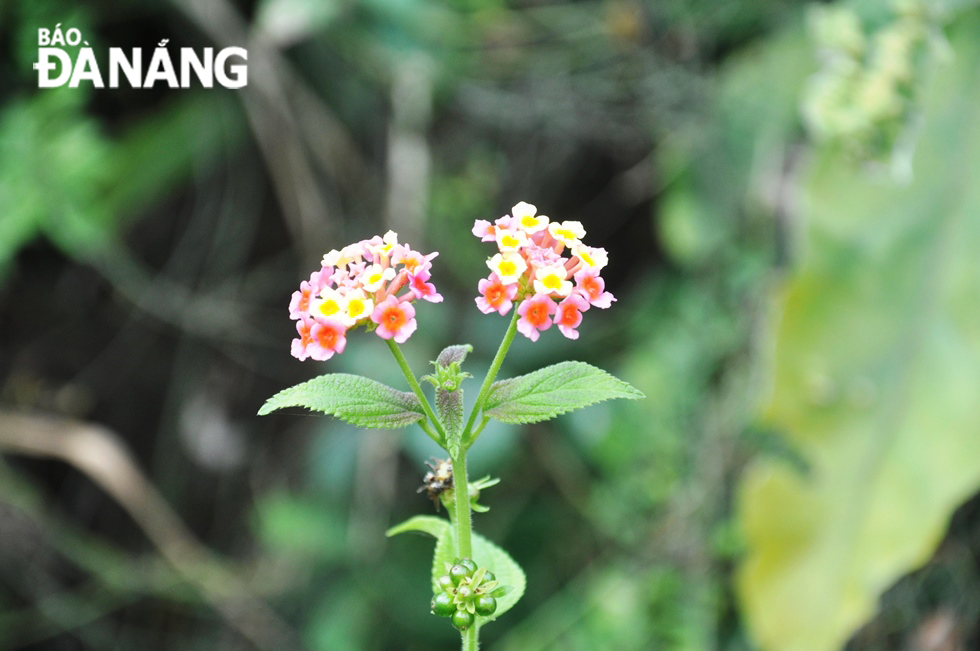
[2,0,980,649]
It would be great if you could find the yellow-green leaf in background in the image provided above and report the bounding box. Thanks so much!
[737,15,980,651]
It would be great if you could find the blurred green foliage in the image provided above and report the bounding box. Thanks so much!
[2,0,980,650]
[739,14,980,651]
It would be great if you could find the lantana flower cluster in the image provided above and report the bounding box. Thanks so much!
[472,202,614,341]
[289,231,442,361]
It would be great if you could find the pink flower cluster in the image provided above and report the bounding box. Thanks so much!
[289,231,442,361]
[472,201,615,341]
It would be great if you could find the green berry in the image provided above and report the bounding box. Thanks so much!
[431,593,455,617]
[475,595,497,617]
[457,585,472,599]
[449,564,470,585]
[437,574,454,592]
[452,609,475,631]
[482,570,495,583]
[459,558,477,574]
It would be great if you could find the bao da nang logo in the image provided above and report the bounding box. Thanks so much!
[34,24,248,89]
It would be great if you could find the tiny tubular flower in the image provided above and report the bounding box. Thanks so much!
[392,247,437,274]
[344,291,375,325]
[291,317,315,360]
[289,232,438,360]
[517,294,557,341]
[494,227,528,252]
[574,269,616,308]
[572,244,608,271]
[382,229,398,248]
[308,319,347,360]
[533,264,573,298]
[323,244,361,268]
[488,252,528,285]
[512,202,549,234]
[548,220,586,247]
[494,214,516,230]
[372,295,417,343]
[472,220,496,242]
[289,280,315,319]
[311,288,347,321]
[409,270,444,303]
[321,249,343,268]
[554,293,590,339]
[367,230,399,259]
[362,263,397,292]
[476,273,518,315]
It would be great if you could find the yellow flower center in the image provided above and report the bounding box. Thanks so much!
[318,300,342,317]
[348,299,367,318]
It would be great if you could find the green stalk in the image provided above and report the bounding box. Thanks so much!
[453,307,520,651]
[386,340,447,442]
[461,306,521,445]
[451,453,472,559]
[416,420,441,446]
[463,625,478,651]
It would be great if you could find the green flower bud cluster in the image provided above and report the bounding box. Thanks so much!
[430,558,505,631]
[801,0,940,165]
[422,360,472,392]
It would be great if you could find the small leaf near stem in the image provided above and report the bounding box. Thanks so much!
[386,339,448,443]
[461,305,522,447]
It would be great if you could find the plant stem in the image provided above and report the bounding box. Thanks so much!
[463,625,478,651]
[386,339,447,442]
[417,420,441,446]
[471,415,490,441]
[451,452,472,559]
[452,309,520,651]
[461,306,521,445]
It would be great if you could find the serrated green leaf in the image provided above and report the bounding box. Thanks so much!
[436,344,473,368]
[428,345,472,444]
[258,373,424,428]
[436,386,464,445]
[485,361,644,425]
[386,515,526,624]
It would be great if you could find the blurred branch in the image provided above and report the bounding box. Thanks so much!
[0,411,304,651]
[347,55,435,558]
[94,245,266,344]
[385,54,434,243]
[0,576,148,649]
[170,0,379,262]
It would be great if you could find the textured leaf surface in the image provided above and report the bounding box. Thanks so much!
[387,515,526,624]
[436,344,473,368]
[258,373,424,428]
[485,361,644,425]
[737,20,980,651]
[436,388,464,457]
[433,344,472,454]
